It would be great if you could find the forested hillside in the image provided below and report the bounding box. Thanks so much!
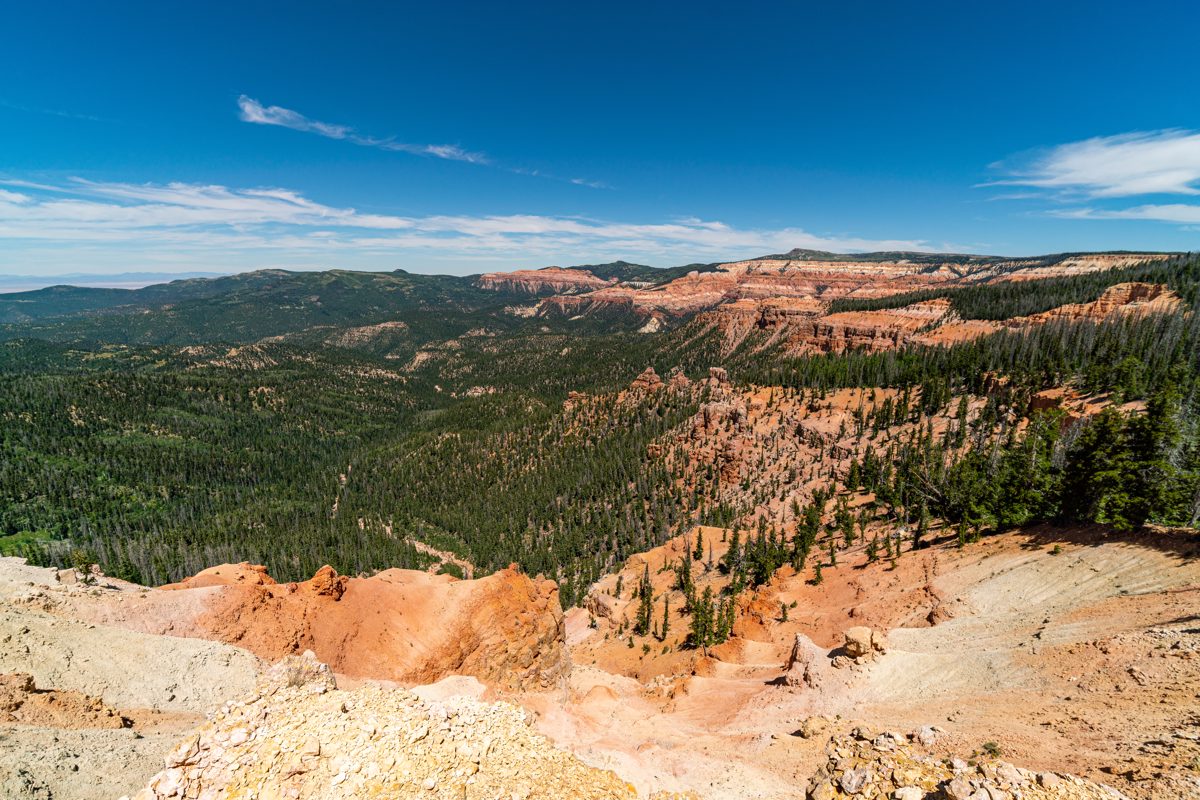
[1,252,1197,605]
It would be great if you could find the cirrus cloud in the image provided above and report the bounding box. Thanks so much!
[987,129,1200,198]
[237,95,611,188]
[237,95,488,164]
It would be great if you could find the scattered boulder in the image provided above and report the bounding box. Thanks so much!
[844,627,874,659]
[912,725,940,747]
[840,626,889,665]
[797,715,832,739]
[839,766,872,794]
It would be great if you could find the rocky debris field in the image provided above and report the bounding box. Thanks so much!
[126,652,664,800]
[0,671,129,728]
[806,729,1131,799]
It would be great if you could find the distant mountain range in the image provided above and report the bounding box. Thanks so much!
[0,250,1182,353]
[0,271,229,293]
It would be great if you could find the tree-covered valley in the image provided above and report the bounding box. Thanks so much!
[2,252,1198,609]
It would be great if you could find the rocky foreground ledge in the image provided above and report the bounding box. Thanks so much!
[121,650,1139,800]
[124,652,682,800]
[807,729,1130,800]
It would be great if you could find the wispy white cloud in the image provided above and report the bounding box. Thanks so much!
[0,176,941,273]
[570,177,612,190]
[1052,204,1200,225]
[236,96,614,187]
[986,129,1200,198]
[237,95,488,164]
[0,98,108,122]
[983,129,1200,230]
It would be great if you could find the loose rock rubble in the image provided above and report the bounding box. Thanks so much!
[125,652,648,800]
[0,671,130,728]
[805,729,1132,799]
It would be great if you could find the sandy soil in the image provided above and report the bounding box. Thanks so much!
[0,558,264,800]
[1,524,1196,799]
[540,526,1200,799]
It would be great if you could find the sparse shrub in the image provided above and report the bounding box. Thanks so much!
[70,548,98,585]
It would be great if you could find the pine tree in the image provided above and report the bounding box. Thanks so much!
[913,504,929,550]
[688,585,717,653]
[634,564,653,636]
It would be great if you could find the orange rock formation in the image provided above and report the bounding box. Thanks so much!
[161,564,567,691]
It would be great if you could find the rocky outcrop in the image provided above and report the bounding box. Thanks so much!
[782,634,823,688]
[166,564,568,692]
[324,320,410,349]
[805,729,1130,799]
[476,267,614,295]
[125,652,641,800]
[833,626,889,669]
[667,368,692,391]
[630,367,665,392]
[1005,282,1184,328]
[518,253,1176,358]
[162,561,276,589]
[1028,387,1147,430]
[842,626,888,659]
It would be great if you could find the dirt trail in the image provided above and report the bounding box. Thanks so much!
[410,538,476,579]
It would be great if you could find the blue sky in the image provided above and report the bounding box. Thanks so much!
[2,0,1199,281]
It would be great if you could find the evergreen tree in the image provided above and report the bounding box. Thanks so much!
[634,564,653,636]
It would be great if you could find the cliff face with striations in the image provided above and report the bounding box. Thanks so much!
[698,281,1184,356]
[484,253,1172,325]
[475,267,614,295]
[1003,281,1183,328]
